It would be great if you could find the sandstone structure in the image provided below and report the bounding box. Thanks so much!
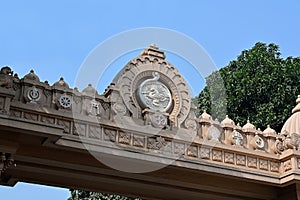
[1,45,300,199]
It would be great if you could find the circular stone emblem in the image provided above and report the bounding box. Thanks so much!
[58,95,72,109]
[137,72,172,112]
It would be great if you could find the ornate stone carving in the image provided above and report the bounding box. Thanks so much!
[0,66,13,89]
[112,101,126,116]
[25,86,40,103]
[57,94,72,109]
[137,72,172,112]
[259,159,268,171]
[248,157,257,168]
[147,136,167,150]
[143,109,168,128]
[212,150,222,162]
[270,161,280,172]
[174,143,185,155]
[187,146,198,157]
[224,152,234,164]
[112,46,191,127]
[87,100,101,116]
[57,119,70,133]
[200,147,210,159]
[273,138,284,154]
[103,129,116,142]
[283,132,300,150]
[133,135,145,148]
[232,130,244,146]
[254,134,265,149]
[89,126,101,139]
[118,132,131,145]
[284,160,292,172]
[236,155,246,166]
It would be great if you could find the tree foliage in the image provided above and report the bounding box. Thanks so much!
[68,189,141,200]
[195,42,300,132]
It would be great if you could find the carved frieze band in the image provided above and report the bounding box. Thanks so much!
[8,108,282,174]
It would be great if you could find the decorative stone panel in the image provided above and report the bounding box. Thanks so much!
[236,155,246,166]
[270,161,280,172]
[199,147,210,159]
[118,132,131,145]
[248,157,257,168]
[133,135,145,148]
[89,125,101,139]
[259,159,268,171]
[212,150,222,162]
[224,152,234,164]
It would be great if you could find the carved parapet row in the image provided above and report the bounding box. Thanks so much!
[197,111,283,155]
[0,67,111,120]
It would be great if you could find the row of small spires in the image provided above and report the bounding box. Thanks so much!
[200,110,277,137]
[18,69,104,95]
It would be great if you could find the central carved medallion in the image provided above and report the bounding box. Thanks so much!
[137,72,172,112]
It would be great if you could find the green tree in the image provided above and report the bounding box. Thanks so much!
[68,189,141,200]
[195,42,300,132]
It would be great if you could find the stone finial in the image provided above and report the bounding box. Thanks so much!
[82,84,99,97]
[242,120,256,133]
[52,77,70,90]
[221,115,235,128]
[140,44,166,59]
[263,125,276,137]
[23,69,40,82]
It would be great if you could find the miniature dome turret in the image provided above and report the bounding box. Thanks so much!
[52,77,70,89]
[221,115,235,129]
[23,70,40,82]
[199,110,212,123]
[82,84,98,97]
[263,125,276,137]
[242,120,256,133]
[281,95,300,135]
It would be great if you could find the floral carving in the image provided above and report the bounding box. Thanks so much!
[118,132,131,145]
[248,157,257,168]
[284,160,292,172]
[174,143,185,155]
[200,148,210,159]
[187,146,198,157]
[270,161,280,172]
[236,155,246,166]
[212,150,222,162]
[224,152,234,164]
[259,159,268,170]
[147,136,167,150]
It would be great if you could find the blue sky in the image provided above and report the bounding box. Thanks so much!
[1,0,300,199]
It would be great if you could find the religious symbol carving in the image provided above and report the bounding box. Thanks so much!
[137,72,172,112]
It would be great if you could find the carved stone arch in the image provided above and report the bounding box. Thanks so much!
[112,45,191,127]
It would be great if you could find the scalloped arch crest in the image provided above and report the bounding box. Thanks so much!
[112,45,191,127]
